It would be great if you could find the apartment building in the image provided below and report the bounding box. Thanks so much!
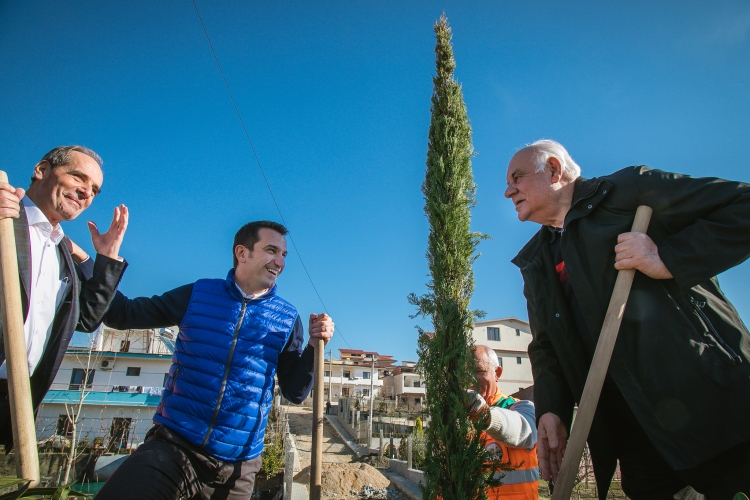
[315,349,396,403]
[37,326,176,450]
[471,317,534,395]
[380,361,425,409]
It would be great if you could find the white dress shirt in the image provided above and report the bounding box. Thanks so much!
[234,283,268,301]
[0,197,69,379]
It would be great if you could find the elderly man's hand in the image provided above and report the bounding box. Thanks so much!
[614,232,673,279]
[0,183,25,220]
[465,390,491,429]
[308,313,334,347]
[538,412,567,483]
[88,204,128,261]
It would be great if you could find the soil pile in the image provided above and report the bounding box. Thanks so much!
[320,463,390,497]
[358,454,390,469]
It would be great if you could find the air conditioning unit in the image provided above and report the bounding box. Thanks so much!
[100,358,116,371]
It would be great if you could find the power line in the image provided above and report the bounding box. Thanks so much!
[191,0,350,349]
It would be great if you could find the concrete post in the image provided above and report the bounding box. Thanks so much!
[367,415,372,451]
[368,356,375,446]
[407,435,413,469]
[379,429,384,456]
[284,432,295,499]
[328,349,333,404]
[389,436,394,459]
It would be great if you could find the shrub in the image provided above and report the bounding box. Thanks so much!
[261,434,284,475]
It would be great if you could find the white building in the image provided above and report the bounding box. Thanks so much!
[36,327,176,450]
[313,349,396,404]
[381,361,425,409]
[471,317,534,396]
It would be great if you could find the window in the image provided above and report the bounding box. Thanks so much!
[324,371,330,377]
[120,340,130,353]
[363,372,370,379]
[363,389,370,397]
[498,357,503,367]
[517,357,522,364]
[342,387,350,396]
[487,327,500,341]
[413,380,421,388]
[57,414,74,437]
[324,388,330,397]
[414,397,421,405]
[515,328,521,336]
[69,368,94,390]
[343,370,351,378]
[126,367,141,376]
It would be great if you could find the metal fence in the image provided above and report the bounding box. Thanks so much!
[35,413,155,454]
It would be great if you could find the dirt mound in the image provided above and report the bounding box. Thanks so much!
[317,462,390,497]
[358,454,390,469]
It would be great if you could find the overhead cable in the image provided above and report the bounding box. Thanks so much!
[191,0,351,349]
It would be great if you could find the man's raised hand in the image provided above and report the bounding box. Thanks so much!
[88,204,128,260]
[0,182,25,220]
[308,313,334,347]
[538,412,567,483]
[614,232,673,279]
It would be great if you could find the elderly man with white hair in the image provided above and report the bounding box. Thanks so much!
[505,140,750,499]
[466,344,539,499]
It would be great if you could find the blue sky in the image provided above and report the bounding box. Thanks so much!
[2,1,749,362]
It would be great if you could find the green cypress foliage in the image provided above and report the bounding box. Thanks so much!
[408,14,499,499]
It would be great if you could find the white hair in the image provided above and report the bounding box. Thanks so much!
[475,345,500,374]
[526,139,581,179]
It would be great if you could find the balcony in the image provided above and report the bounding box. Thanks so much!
[400,386,427,395]
[48,383,163,395]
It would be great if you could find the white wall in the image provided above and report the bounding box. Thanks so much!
[41,349,173,447]
[52,352,173,392]
[472,318,534,395]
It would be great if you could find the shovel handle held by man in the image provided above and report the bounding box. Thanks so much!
[551,205,653,499]
[310,337,325,500]
[0,170,40,485]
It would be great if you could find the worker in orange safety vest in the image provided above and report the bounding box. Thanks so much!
[468,345,539,500]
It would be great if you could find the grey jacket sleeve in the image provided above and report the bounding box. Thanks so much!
[485,399,537,450]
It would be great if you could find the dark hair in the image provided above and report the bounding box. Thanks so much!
[31,145,103,183]
[233,221,288,267]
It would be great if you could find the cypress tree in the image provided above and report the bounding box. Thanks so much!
[408,14,500,499]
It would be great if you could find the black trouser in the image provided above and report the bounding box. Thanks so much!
[600,381,750,500]
[94,425,262,500]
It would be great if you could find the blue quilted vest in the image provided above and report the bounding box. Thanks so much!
[154,270,298,461]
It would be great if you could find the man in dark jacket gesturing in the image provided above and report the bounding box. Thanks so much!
[0,145,128,450]
[505,140,750,499]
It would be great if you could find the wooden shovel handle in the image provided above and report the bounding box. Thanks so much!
[551,205,653,499]
[0,170,40,484]
[309,337,325,500]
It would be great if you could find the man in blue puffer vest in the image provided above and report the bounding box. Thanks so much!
[94,220,334,500]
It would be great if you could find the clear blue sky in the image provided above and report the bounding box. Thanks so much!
[2,1,749,362]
